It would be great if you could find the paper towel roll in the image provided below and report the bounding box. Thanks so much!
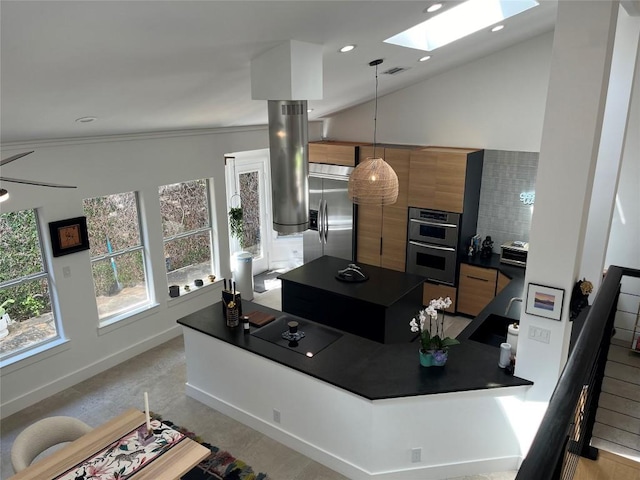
[499,342,511,368]
[507,323,519,355]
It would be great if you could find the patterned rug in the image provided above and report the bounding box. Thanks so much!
[152,413,269,480]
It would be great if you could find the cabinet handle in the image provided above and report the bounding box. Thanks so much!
[380,237,383,256]
[467,275,489,282]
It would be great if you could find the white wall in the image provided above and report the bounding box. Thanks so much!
[605,56,640,272]
[0,127,269,417]
[325,32,554,152]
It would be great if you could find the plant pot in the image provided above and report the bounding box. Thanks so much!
[419,349,434,367]
[0,314,9,339]
[432,350,448,366]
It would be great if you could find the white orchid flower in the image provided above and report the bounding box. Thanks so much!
[409,318,419,333]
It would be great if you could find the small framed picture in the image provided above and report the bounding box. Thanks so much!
[526,283,565,321]
[49,216,90,257]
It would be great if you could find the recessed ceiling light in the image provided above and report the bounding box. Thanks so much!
[491,24,505,32]
[425,3,443,13]
[419,55,431,62]
[339,45,356,53]
[75,116,97,123]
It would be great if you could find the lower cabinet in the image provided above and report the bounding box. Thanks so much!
[457,264,498,317]
[423,283,457,313]
[497,272,511,295]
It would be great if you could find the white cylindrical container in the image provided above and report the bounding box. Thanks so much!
[499,342,511,368]
[507,323,519,356]
[234,252,254,301]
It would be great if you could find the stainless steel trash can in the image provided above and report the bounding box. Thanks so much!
[234,252,254,301]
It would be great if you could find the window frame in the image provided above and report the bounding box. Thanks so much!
[0,208,63,364]
[85,191,154,326]
[160,178,215,296]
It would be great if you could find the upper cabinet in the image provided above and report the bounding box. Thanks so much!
[408,147,483,213]
[308,141,369,167]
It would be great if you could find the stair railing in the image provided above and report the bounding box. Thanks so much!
[516,265,640,480]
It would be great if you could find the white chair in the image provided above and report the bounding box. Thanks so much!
[11,416,92,473]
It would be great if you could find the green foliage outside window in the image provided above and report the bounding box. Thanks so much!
[83,192,146,297]
[0,210,53,323]
[160,180,212,273]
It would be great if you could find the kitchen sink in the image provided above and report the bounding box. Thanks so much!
[468,313,517,348]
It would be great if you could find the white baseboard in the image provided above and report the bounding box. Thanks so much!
[185,383,521,480]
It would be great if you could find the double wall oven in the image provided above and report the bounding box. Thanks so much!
[406,207,460,285]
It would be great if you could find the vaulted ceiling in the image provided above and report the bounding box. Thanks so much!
[1,1,559,144]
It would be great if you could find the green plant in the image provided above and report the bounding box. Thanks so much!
[228,207,245,247]
[0,298,15,317]
[410,296,460,353]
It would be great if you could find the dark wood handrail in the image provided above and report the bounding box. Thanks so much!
[516,265,638,479]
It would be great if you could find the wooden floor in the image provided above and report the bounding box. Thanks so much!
[575,450,640,480]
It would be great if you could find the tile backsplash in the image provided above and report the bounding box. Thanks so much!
[476,150,539,252]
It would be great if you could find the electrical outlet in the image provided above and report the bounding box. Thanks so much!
[528,326,551,344]
[411,447,421,463]
[273,409,281,424]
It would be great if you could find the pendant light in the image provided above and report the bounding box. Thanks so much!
[348,59,398,205]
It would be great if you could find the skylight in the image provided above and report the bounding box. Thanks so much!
[384,0,539,52]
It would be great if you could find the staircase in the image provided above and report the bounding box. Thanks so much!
[591,277,640,462]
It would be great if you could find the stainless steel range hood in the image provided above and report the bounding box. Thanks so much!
[268,100,309,234]
[250,40,323,235]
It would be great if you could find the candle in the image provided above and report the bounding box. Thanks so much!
[144,391,151,432]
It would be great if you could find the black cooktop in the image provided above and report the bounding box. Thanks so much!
[251,315,342,357]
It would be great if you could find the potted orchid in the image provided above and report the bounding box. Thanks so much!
[410,296,459,367]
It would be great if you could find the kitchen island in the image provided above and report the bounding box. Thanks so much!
[178,298,533,479]
[279,255,425,343]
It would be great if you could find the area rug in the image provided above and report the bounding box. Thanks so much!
[151,413,269,480]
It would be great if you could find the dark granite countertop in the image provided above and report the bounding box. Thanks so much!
[457,254,527,345]
[278,255,427,307]
[178,296,533,401]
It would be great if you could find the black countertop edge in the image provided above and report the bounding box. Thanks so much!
[178,300,533,401]
[457,254,527,343]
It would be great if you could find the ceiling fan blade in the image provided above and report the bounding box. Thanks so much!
[0,176,77,188]
[0,151,35,167]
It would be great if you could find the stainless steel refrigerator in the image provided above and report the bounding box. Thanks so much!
[303,163,355,263]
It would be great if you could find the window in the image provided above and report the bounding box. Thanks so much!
[159,179,214,292]
[0,209,59,360]
[83,192,151,322]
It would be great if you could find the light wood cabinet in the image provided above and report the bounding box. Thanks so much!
[496,272,511,295]
[457,263,498,316]
[408,147,483,213]
[308,141,367,166]
[423,283,457,313]
[356,146,412,271]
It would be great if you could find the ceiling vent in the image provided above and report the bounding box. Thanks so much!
[382,66,409,75]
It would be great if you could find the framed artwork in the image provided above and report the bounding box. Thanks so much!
[526,283,565,321]
[49,216,90,257]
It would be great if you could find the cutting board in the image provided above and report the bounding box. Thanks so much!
[245,310,276,327]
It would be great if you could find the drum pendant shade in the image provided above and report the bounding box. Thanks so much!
[348,157,398,205]
[348,58,398,206]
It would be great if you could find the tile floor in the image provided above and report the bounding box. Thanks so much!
[0,285,517,480]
